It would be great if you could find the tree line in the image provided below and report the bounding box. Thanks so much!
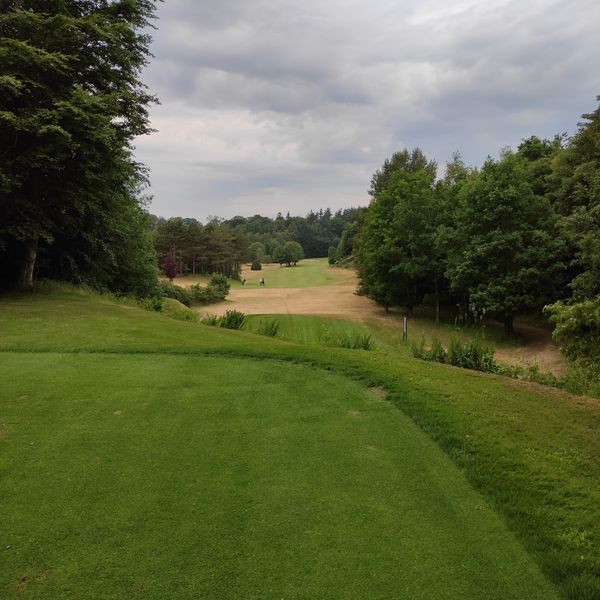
[0,0,159,296]
[354,98,600,340]
[151,208,358,279]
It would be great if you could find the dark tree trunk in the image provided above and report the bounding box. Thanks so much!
[504,313,514,336]
[16,237,38,290]
[434,278,440,325]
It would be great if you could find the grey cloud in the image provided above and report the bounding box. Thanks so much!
[135,0,600,219]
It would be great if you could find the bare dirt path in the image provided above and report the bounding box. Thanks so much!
[195,265,566,375]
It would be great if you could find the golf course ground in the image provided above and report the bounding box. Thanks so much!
[1,282,599,599]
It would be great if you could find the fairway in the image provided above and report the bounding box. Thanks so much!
[1,352,556,599]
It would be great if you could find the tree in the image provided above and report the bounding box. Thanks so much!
[369,148,437,198]
[447,150,564,334]
[0,1,158,292]
[274,241,304,266]
[161,255,177,282]
[356,148,439,314]
[550,98,600,300]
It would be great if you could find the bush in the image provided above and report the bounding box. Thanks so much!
[413,336,496,372]
[209,273,230,295]
[138,296,164,312]
[263,255,273,264]
[251,260,262,271]
[448,338,496,372]
[546,298,600,366]
[158,281,191,307]
[219,310,246,329]
[257,319,279,337]
[200,313,220,326]
[189,283,227,305]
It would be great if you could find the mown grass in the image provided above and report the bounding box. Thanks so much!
[1,353,555,599]
[1,286,599,598]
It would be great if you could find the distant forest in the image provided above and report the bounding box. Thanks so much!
[151,208,361,278]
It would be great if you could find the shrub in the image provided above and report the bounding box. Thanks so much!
[251,260,262,271]
[189,283,227,305]
[448,338,496,372]
[158,281,191,307]
[200,313,220,326]
[546,298,600,366]
[139,296,164,312]
[257,319,279,337]
[413,336,496,372]
[219,310,246,329]
[263,255,273,264]
[208,273,230,295]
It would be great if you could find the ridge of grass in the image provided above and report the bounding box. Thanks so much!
[1,288,600,598]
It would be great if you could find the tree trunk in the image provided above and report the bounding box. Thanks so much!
[192,258,196,275]
[434,278,440,325]
[504,313,514,336]
[16,237,38,290]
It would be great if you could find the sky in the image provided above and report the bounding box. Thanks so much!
[134,0,600,220]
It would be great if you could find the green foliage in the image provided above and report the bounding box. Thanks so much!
[0,1,158,293]
[413,336,496,372]
[274,240,305,266]
[200,313,220,326]
[448,338,496,372]
[447,150,564,333]
[546,297,600,366]
[552,98,600,300]
[369,148,437,198]
[208,272,231,295]
[158,281,191,307]
[251,260,262,271]
[322,330,375,351]
[356,149,441,312]
[188,284,226,304]
[219,310,246,329]
[248,241,266,262]
[256,319,280,337]
[154,217,245,280]
[138,296,164,312]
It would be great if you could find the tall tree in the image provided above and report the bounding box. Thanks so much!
[447,150,564,334]
[357,148,439,314]
[0,0,158,292]
[551,98,600,300]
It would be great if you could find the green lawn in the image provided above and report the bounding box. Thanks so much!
[1,353,555,599]
[1,286,599,599]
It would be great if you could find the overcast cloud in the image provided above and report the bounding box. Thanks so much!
[134,0,600,220]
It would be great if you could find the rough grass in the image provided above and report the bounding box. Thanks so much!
[1,287,599,598]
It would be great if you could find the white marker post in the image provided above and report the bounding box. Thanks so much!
[403,316,408,342]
